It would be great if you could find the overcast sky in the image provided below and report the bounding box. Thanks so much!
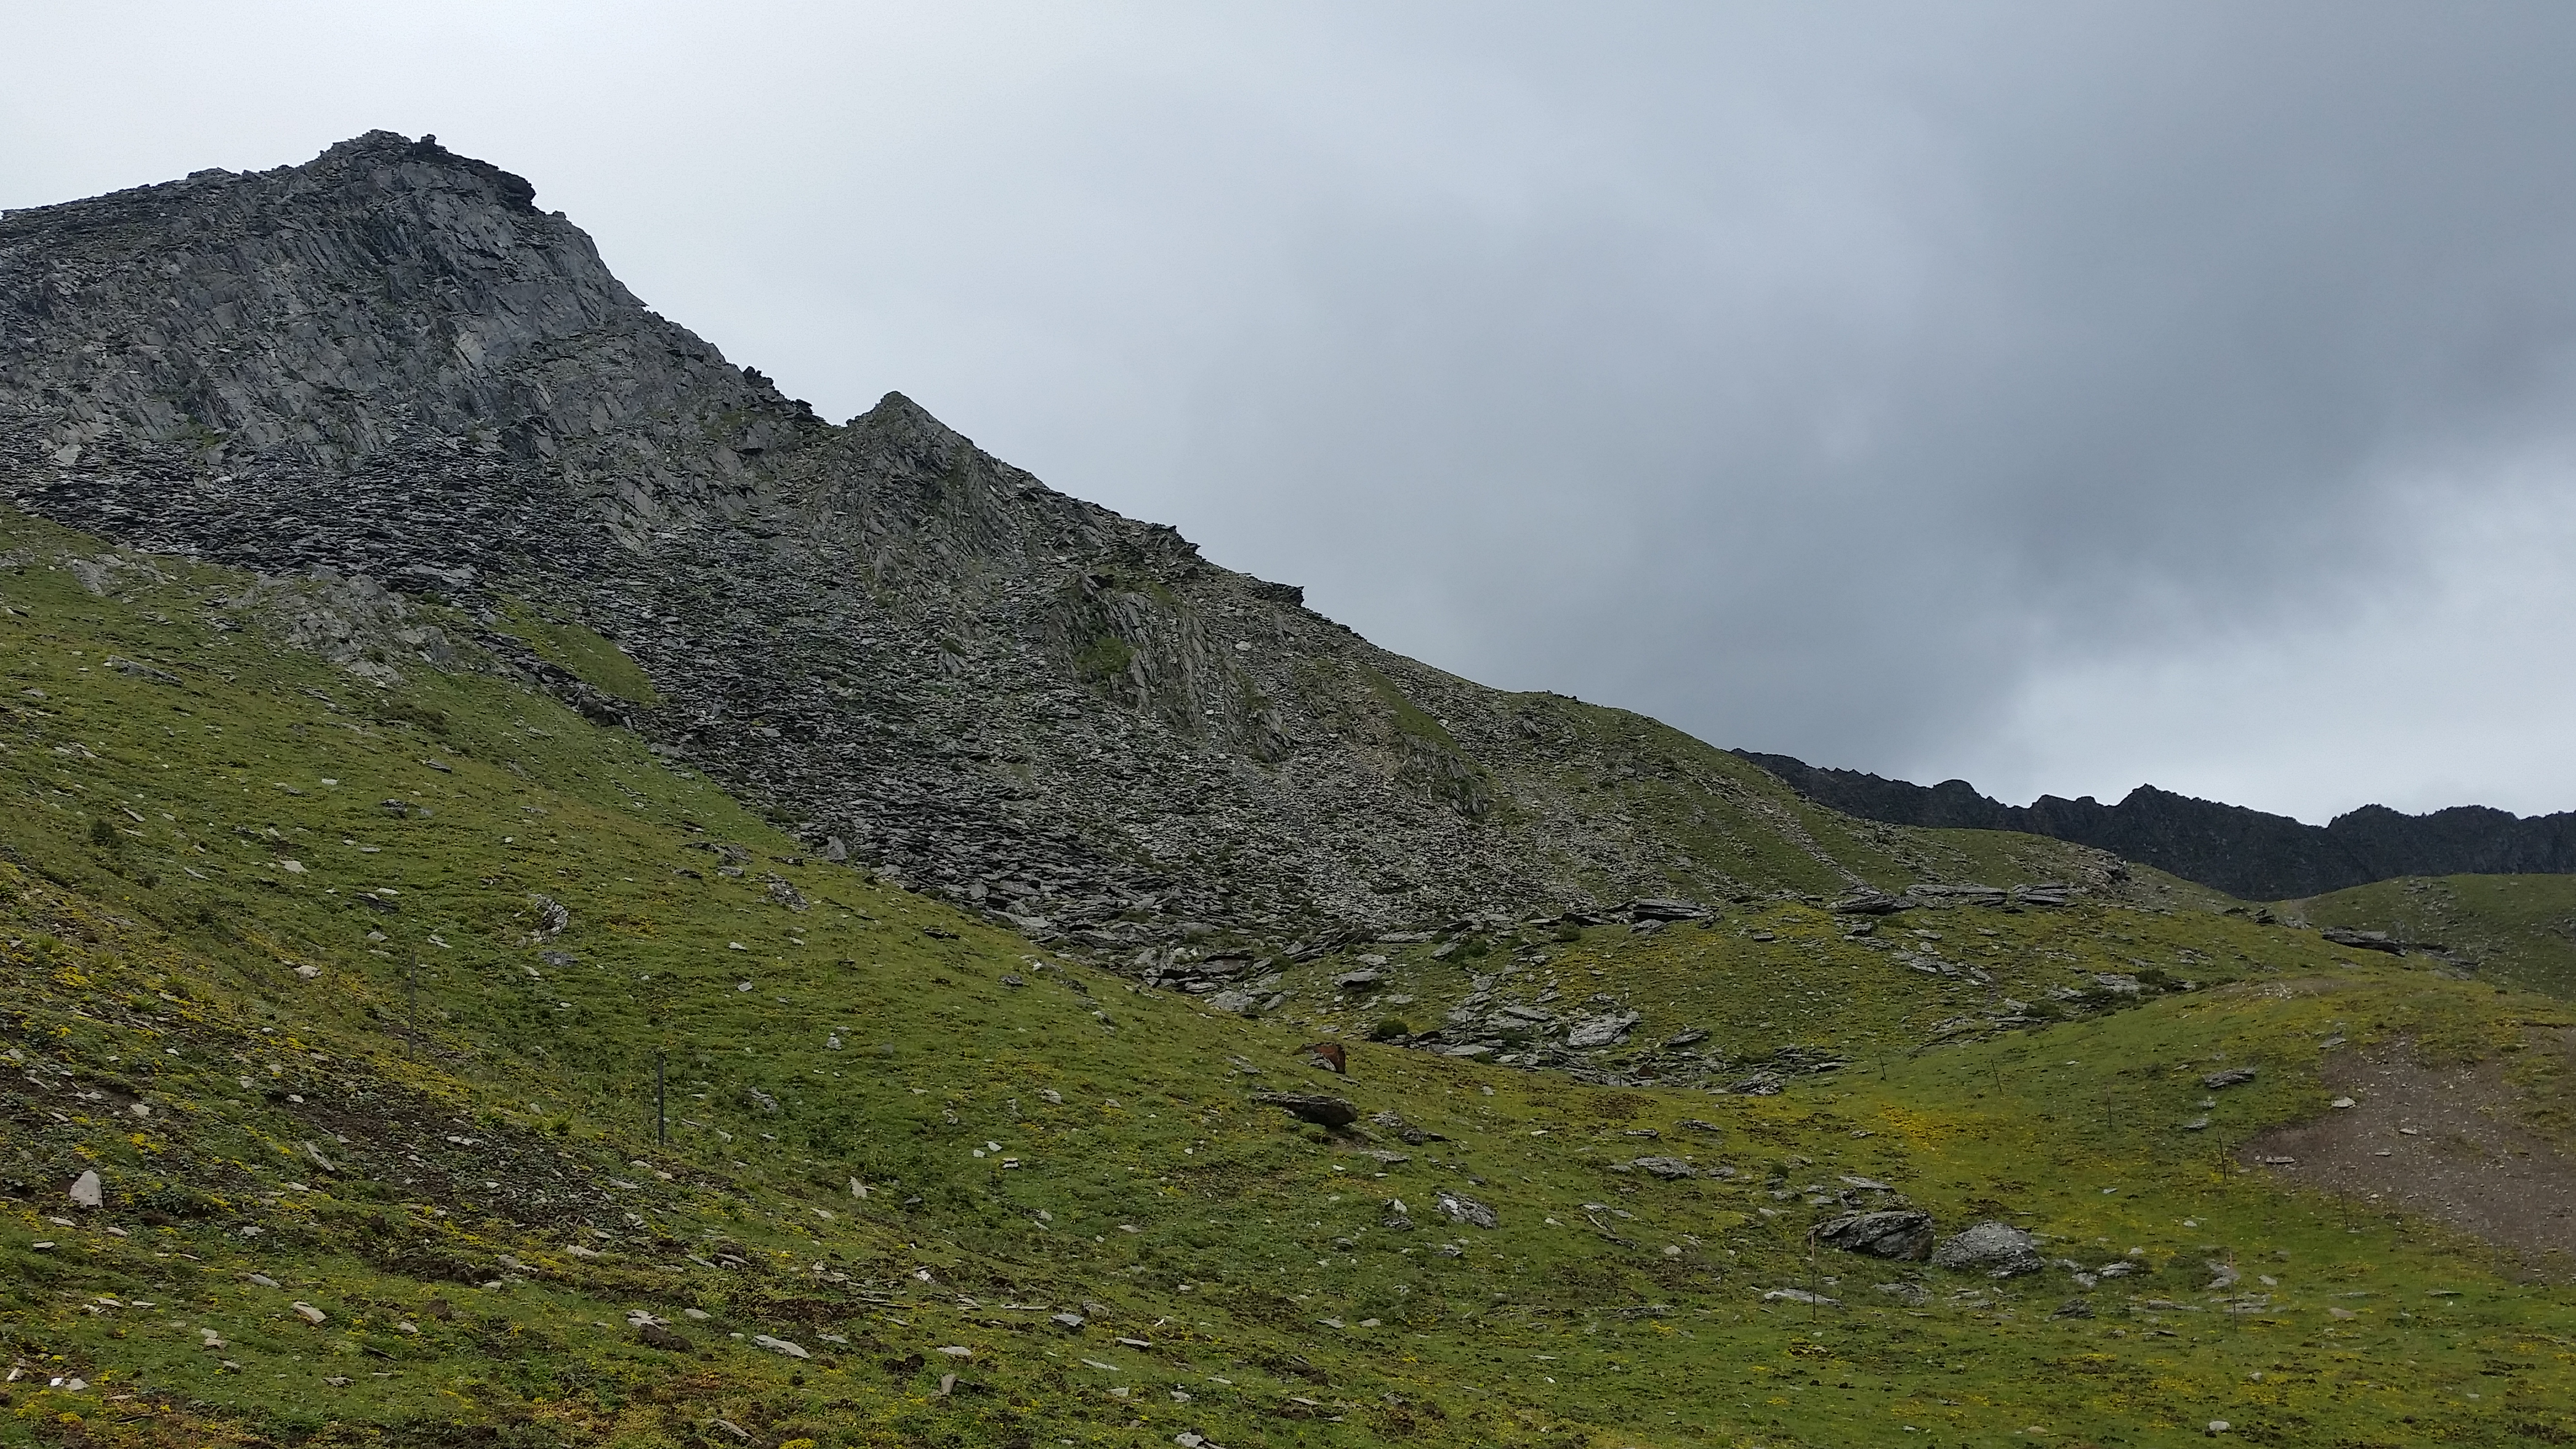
[9,1,2576,824]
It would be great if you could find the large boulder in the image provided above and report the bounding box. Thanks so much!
[1254,1092,1359,1128]
[1930,1221,2045,1277]
[1816,1209,1934,1260]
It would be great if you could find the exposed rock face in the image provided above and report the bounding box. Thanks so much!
[1816,1208,1933,1260]
[0,132,2057,952]
[1740,753,2576,900]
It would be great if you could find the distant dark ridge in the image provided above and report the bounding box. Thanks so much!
[1734,752,2576,900]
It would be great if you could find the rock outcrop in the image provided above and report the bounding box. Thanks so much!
[1,133,2079,958]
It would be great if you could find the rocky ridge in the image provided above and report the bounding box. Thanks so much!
[1740,752,2576,901]
[0,132,2121,961]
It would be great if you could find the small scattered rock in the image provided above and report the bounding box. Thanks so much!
[2202,1067,2258,1090]
[291,1302,328,1324]
[67,1169,102,1209]
[1627,1156,1697,1180]
[106,655,181,684]
[1433,1190,1498,1229]
[1386,1117,1441,1144]
[1565,1010,1641,1049]
[1762,1287,1839,1306]
[637,1323,691,1351]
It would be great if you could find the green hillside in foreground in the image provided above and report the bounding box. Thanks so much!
[6,509,2576,1448]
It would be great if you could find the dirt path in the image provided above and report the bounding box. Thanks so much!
[2239,1036,2576,1264]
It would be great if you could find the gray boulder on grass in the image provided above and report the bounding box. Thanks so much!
[1930,1220,2045,1277]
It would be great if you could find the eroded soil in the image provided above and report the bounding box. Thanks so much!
[2241,1035,2576,1264]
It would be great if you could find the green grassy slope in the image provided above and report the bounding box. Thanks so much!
[2291,874,2576,998]
[1471,696,2135,906]
[1258,853,2305,1085]
[5,510,2576,1448]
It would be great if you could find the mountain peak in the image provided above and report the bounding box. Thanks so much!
[0,136,2111,946]
[303,129,543,211]
[0,134,786,476]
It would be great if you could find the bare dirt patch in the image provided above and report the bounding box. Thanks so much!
[2240,1035,2576,1264]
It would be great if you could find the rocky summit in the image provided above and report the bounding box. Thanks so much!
[0,131,2077,960]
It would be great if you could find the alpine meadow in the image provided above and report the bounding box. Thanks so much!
[4,131,2575,1449]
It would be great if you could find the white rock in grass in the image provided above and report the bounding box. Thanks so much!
[750,1334,809,1359]
[1763,1287,1840,1306]
[67,1170,102,1209]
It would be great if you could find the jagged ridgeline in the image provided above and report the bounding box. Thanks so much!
[1739,753,2576,901]
[0,130,2127,957]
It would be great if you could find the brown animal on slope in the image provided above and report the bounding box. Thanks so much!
[1299,1042,1347,1075]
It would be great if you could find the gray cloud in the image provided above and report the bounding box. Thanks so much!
[9,1,2576,821]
